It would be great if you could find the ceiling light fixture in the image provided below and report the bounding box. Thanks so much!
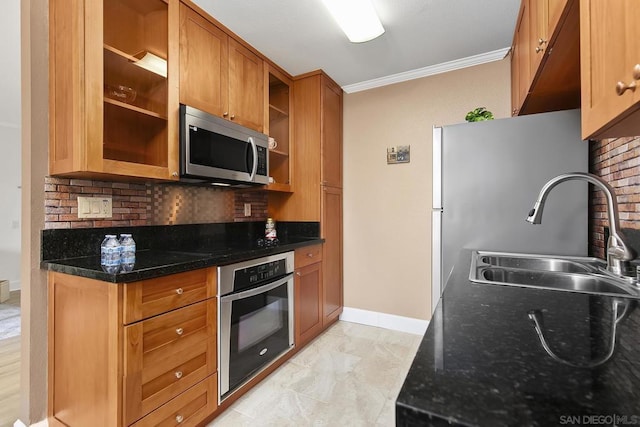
[133,51,167,78]
[321,0,385,43]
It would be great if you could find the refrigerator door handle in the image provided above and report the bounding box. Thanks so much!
[431,210,442,315]
[432,126,443,209]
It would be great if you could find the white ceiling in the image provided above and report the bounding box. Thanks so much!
[193,0,520,91]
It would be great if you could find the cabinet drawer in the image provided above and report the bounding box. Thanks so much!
[295,244,323,269]
[124,300,217,425]
[124,268,216,324]
[130,374,218,427]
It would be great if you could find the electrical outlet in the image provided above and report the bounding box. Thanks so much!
[78,196,112,219]
[244,203,252,217]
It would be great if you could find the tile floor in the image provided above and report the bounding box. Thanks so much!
[209,321,422,427]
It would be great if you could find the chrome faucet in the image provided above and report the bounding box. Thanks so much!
[526,172,636,276]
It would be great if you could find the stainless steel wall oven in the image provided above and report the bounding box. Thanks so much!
[218,252,294,401]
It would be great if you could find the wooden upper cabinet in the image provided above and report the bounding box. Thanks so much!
[179,3,228,118]
[529,0,548,75]
[580,0,640,139]
[321,77,343,188]
[49,0,179,181]
[228,38,265,132]
[547,0,568,33]
[511,0,580,116]
[266,65,294,192]
[512,0,531,115]
[178,4,264,133]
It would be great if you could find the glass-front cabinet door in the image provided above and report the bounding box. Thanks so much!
[50,0,179,180]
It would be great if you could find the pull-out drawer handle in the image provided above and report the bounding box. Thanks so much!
[176,288,184,295]
[175,371,183,379]
[176,327,184,336]
[307,253,314,258]
[176,414,184,423]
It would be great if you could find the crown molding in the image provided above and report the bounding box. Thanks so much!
[342,47,511,94]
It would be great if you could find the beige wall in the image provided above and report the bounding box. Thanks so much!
[343,59,511,321]
[21,0,48,423]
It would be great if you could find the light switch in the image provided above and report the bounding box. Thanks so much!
[244,203,251,217]
[78,196,113,219]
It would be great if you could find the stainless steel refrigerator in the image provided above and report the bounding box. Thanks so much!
[431,109,589,313]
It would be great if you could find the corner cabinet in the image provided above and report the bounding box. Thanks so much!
[179,2,264,133]
[47,268,218,427]
[50,0,180,181]
[580,1,640,139]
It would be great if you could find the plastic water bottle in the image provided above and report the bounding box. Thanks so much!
[119,234,136,272]
[101,235,121,274]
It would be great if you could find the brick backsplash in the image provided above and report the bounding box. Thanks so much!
[589,136,640,258]
[44,177,150,229]
[44,177,269,229]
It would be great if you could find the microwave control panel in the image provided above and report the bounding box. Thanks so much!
[257,146,267,176]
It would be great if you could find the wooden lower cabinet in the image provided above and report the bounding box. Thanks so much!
[123,300,216,425]
[131,374,218,427]
[48,268,218,427]
[321,186,343,326]
[294,247,323,346]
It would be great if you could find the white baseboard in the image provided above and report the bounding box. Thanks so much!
[10,280,21,291]
[14,419,47,427]
[339,307,429,336]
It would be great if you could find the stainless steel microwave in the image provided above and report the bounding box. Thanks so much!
[179,104,269,186]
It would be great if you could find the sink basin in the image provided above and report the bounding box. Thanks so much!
[480,254,604,273]
[477,252,604,273]
[469,251,639,299]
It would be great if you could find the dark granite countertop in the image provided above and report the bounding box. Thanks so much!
[396,249,640,427]
[41,222,323,283]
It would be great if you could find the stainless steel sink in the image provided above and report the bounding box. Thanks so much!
[478,254,602,274]
[469,251,639,299]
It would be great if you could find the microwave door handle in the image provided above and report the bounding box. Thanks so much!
[248,137,258,181]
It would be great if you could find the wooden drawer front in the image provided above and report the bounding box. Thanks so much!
[124,268,216,324]
[131,374,218,427]
[295,244,323,269]
[124,300,217,425]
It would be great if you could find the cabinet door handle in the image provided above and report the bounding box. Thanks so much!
[176,414,184,423]
[175,371,183,379]
[633,64,640,80]
[296,271,301,276]
[172,171,178,178]
[176,288,184,295]
[223,111,229,117]
[230,114,236,120]
[176,327,184,336]
[535,46,543,53]
[616,80,637,96]
[537,38,547,46]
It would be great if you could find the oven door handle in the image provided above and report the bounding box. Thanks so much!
[221,273,294,302]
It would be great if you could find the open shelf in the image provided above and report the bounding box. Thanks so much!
[104,45,167,117]
[269,148,289,157]
[104,98,167,120]
[269,103,289,119]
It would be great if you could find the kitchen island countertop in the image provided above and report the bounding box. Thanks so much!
[396,249,640,426]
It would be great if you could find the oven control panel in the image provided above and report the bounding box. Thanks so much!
[218,251,295,296]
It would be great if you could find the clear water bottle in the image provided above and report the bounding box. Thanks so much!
[101,234,121,274]
[119,234,136,272]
